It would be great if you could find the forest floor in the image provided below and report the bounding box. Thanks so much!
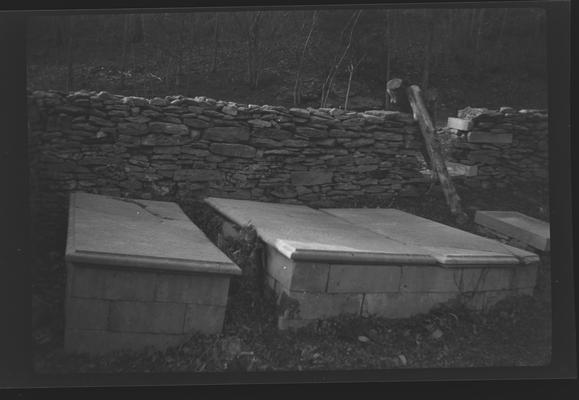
[31,181,552,374]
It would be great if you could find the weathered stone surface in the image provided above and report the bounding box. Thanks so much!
[362,292,458,318]
[155,273,230,306]
[183,117,210,129]
[205,197,435,265]
[467,131,513,144]
[66,192,239,274]
[399,266,461,293]
[289,108,310,118]
[460,267,514,291]
[447,117,473,131]
[253,128,293,141]
[174,169,222,181]
[149,122,189,135]
[66,298,110,330]
[184,304,226,334]
[280,291,364,320]
[282,139,309,148]
[107,301,185,334]
[343,138,375,148]
[118,122,148,135]
[474,211,550,251]
[291,171,333,186]
[323,208,538,266]
[248,119,272,128]
[327,264,401,293]
[141,134,191,146]
[296,127,327,138]
[290,262,330,292]
[221,105,238,115]
[210,143,256,158]
[204,126,250,142]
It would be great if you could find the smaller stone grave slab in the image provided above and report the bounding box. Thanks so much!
[65,192,241,355]
[474,211,550,252]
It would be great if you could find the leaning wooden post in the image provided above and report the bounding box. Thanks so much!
[406,85,465,220]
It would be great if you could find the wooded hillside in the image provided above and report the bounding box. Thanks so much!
[27,7,548,123]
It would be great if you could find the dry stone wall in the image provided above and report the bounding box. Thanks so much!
[28,90,549,253]
[28,89,427,251]
[441,108,549,189]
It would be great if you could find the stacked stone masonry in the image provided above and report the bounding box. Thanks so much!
[65,264,229,354]
[266,245,536,329]
[441,109,549,190]
[28,89,549,251]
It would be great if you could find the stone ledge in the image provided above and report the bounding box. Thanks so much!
[467,131,513,144]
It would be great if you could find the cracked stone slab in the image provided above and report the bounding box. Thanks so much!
[322,208,539,266]
[475,210,550,252]
[66,192,241,275]
[205,197,436,265]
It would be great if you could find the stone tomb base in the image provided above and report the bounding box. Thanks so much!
[206,198,539,329]
[65,192,241,355]
[263,246,536,329]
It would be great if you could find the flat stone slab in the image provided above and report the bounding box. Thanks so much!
[420,162,478,178]
[475,211,550,251]
[447,117,473,131]
[467,131,513,144]
[205,197,436,265]
[66,192,241,275]
[322,208,540,266]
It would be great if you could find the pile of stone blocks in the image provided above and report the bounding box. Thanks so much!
[206,197,540,330]
[64,192,241,355]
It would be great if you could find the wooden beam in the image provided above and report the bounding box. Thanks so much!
[406,85,466,220]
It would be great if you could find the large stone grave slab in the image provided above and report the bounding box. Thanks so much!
[65,192,241,355]
[206,198,539,329]
[474,211,550,252]
[205,197,437,329]
[323,208,540,316]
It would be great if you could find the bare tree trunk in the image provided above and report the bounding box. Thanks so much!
[384,10,393,109]
[247,11,263,89]
[474,8,485,54]
[320,10,362,108]
[65,16,74,91]
[293,10,318,106]
[406,85,465,220]
[474,8,486,78]
[120,15,130,89]
[344,55,365,110]
[344,65,353,110]
[494,8,508,67]
[132,14,145,43]
[210,13,219,73]
[469,9,478,42]
[421,12,434,90]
